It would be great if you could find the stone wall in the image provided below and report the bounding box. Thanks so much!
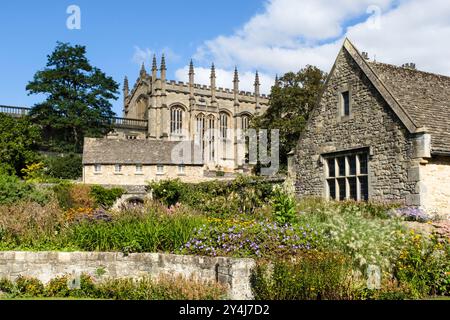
[83,164,205,185]
[294,47,417,203]
[0,251,256,300]
[420,156,450,218]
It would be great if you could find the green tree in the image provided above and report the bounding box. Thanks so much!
[252,65,327,170]
[26,42,119,152]
[0,113,41,176]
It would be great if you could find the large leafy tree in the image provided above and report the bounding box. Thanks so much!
[252,65,327,170]
[0,113,41,176]
[26,42,119,152]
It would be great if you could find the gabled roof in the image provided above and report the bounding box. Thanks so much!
[341,39,450,153]
[82,138,203,165]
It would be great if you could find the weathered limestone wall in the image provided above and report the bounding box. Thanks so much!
[420,156,450,218]
[0,252,255,300]
[83,164,204,185]
[294,48,416,203]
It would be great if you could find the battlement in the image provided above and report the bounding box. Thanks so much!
[164,80,269,100]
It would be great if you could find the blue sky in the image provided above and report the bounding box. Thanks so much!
[1,0,450,116]
[0,0,264,115]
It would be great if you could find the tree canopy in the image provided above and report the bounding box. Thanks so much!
[26,42,119,152]
[252,65,327,170]
[0,113,41,176]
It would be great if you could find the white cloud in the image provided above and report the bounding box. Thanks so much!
[132,46,181,66]
[183,0,450,91]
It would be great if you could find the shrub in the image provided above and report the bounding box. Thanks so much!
[90,185,125,208]
[44,153,82,180]
[180,218,320,258]
[149,176,277,216]
[45,275,71,297]
[0,278,14,294]
[0,200,65,248]
[0,174,49,205]
[393,231,450,298]
[53,182,95,210]
[149,179,185,207]
[271,186,296,224]
[97,275,227,300]
[251,252,358,300]
[15,276,44,297]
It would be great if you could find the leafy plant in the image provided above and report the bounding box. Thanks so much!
[271,186,296,224]
[90,185,125,208]
[251,252,358,300]
[394,231,450,298]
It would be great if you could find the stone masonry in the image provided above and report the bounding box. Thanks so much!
[0,251,256,300]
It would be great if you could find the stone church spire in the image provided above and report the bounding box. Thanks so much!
[123,76,129,97]
[152,54,158,80]
[160,54,167,94]
[210,63,217,104]
[140,62,146,78]
[233,67,240,107]
[160,54,167,78]
[189,60,195,105]
[254,71,261,113]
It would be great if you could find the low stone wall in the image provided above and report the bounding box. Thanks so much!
[0,252,255,300]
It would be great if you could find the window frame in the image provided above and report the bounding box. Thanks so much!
[324,150,369,202]
[170,106,184,135]
[156,165,165,175]
[114,164,122,174]
[94,164,102,173]
[337,86,352,119]
[135,164,143,174]
[178,164,185,175]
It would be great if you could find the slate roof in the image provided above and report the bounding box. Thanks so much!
[82,138,203,165]
[367,61,450,153]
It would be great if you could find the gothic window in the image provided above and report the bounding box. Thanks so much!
[325,151,369,201]
[242,115,250,132]
[207,115,216,161]
[219,112,229,139]
[196,114,206,158]
[170,106,184,135]
[241,115,251,162]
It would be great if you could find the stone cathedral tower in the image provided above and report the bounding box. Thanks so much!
[114,56,270,173]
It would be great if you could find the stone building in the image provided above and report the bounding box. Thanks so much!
[109,55,270,173]
[294,39,450,218]
[82,138,204,185]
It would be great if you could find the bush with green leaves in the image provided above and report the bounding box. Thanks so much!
[393,231,450,298]
[251,252,359,300]
[44,153,82,180]
[90,185,125,208]
[0,174,51,205]
[149,175,277,217]
[271,186,297,224]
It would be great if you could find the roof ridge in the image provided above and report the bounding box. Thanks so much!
[368,61,450,81]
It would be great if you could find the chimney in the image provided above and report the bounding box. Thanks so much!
[402,63,416,70]
[361,52,369,60]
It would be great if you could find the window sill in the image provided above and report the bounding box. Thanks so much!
[156,173,165,176]
[135,173,144,176]
[94,172,102,175]
[177,173,186,176]
[114,173,123,175]
[338,114,354,122]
